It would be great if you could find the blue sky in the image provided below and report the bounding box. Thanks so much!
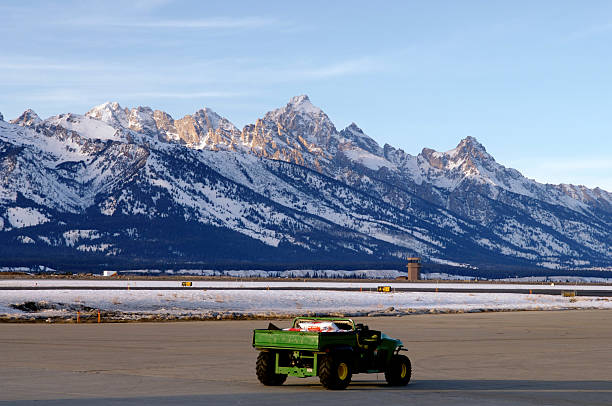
[1,0,611,190]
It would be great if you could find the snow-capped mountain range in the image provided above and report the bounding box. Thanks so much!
[0,95,610,272]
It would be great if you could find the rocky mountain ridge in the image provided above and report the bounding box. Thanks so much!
[0,96,610,272]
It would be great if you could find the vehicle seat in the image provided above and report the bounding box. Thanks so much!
[357,329,381,349]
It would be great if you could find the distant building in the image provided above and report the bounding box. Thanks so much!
[406,258,421,281]
[102,270,118,277]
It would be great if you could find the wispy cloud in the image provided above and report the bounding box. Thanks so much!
[0,53,385,85]
[11,89,245,103]
[227,57,387,84]
[128,0,174,11]
[0,61,96,71]
[25,90,90,102]
[0,54,388,116]
[128,91,245,99]
[0,53,387,120]
[296,58,383,79]
[74,16,277,30]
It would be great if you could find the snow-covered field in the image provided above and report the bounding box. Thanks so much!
[1,287,611,321]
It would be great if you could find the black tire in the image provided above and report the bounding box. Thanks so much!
[318,353,352,390]
[385,354,411,386]
[256,351,287,386]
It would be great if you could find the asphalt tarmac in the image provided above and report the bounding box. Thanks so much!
[1,310,611,405]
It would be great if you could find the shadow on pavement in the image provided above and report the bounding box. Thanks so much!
[407,379,612,391]
[282,379,612,391]
[4,380,612,406]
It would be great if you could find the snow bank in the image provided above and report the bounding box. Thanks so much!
[1,289,611,321]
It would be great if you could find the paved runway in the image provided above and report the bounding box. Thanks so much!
[1,310,611,405]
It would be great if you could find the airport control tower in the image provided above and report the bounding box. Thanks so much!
[406,257,421,281]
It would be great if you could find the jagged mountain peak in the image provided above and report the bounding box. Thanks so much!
[290,94,310,103]
[192,107,226,125]
[286,94,326,118]
[251,95,338,159]
[10,109,42,127]
[131,105,153,113]
[83,102,241,149]
[287,94,313,109]
[181,107,238,134]
[127,106,157,134]
[342,122,363,135]
[453,136,490,157]
[344,122,364,133]
[339,122,382,156]
[164,107,239,149]
[420,136,495,169]
[266,94,328,121]
[449,137,498,175]
[87,103,164,134]
[459,135,483,146]
[88,101,123,112]
[86,101,129,129]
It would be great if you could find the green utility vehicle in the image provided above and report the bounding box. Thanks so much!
[252,317,411,390]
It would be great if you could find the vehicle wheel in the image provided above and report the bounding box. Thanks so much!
[385,354,411,386]
[256,351,287,386]
[318,353,352,390]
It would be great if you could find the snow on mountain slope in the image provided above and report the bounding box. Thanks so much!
[0,96,610,271]
[0,116,513,266]
[104,140,456,257]
[46,114,119,141]
[414,137,588,211]
[341,148,397,171]
[0,118,147,212]
[247,97,610,268]
[7,207,49,228]
[399,136,612,218]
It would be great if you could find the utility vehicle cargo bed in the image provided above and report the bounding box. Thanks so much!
[253,329,357,351]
